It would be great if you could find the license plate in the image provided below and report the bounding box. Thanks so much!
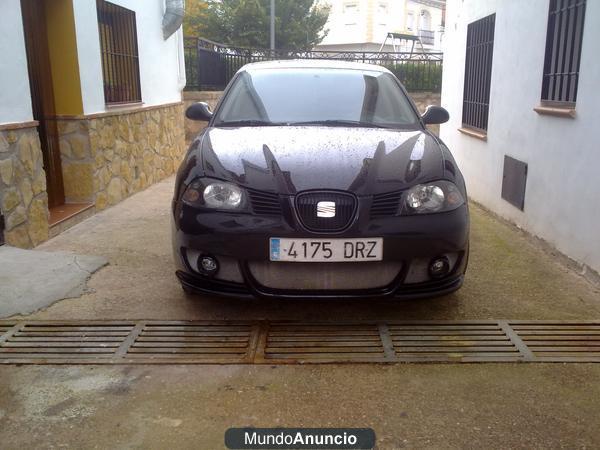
[270,238,383,262]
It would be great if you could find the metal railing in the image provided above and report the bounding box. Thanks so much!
[184,37,443,92]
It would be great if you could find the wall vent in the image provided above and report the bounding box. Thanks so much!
[501,155,528,210]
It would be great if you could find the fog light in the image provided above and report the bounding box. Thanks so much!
[198,255,219,276]
[429,256,450,279]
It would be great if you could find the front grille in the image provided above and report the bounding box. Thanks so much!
[295,191,357,232]
[247,189,282,215]
[371,191,403,217]
[248,261,403,290]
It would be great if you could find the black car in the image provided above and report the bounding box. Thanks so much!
[172,60,469,299]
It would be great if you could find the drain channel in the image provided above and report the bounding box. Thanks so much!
[0,320,599,364]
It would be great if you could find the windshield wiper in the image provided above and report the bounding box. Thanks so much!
[289,119,389,129]
[215,120,284,127]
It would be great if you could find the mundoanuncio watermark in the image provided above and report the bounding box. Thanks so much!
[225,428,375,449]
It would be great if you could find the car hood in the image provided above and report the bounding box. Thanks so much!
[198,126,445,195]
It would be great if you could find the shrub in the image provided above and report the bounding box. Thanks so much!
[384,62,442,92]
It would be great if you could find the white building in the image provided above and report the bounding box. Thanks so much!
[316,0,445,53]
[0,0,186,248]
[440,0,600,277]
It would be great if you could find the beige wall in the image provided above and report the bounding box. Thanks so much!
[1,102,186,249]
[57,103,186,211]
[0,125,49,248]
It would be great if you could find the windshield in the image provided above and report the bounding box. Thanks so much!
[213,68,420,128]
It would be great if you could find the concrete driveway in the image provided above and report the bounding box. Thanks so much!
[18,176,600,322]
[1,177,600,449]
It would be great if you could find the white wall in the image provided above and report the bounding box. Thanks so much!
[440,0,600,274]
[405,1,444,49]
[317,0,443,51]
[319,0,372,46]
[72,0,185,114]
[0,0,34,125]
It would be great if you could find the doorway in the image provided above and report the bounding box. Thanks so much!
[20,0,65,209]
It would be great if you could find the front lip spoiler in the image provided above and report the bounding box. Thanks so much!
[177,271,255,299]
[176,270,464,300]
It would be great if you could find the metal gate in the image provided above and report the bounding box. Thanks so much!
[197,47,227,90]
[184,37,443,92]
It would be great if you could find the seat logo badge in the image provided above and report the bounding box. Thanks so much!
[317,201,336,218]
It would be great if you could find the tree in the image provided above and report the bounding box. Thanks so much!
[186,0,330,51]
[183,0,209,37]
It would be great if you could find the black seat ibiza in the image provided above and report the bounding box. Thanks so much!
[173,60,469,299]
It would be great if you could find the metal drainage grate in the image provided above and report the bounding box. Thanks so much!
[0,323,15,334]
[261,323,388,363]
[389,322,521,362]
[0,323,134,360]
[0,320,599,364]
[510,322,600,362]
[126,322,254,362]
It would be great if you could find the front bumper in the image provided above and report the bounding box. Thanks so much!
[172,202,469,299]
[176,268,465,300]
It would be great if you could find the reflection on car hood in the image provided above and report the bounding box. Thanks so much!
[199,126,445,194]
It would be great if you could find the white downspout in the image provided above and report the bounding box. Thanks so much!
[162,0,186,91]
[162,0,185,40]
[176,28,186,92]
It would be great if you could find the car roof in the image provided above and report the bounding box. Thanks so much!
[240,59,392,74]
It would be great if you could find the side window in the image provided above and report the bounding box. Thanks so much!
[541,0,586,106]
[462,14,495,132]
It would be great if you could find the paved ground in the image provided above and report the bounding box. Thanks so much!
[2,364,600,449]
[0,247,106,317]
[12,177,600,322]
[1,177,600,449]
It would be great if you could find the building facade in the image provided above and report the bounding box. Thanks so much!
[0,0,186,248]
[316,0,445,52]
[440,0,600,277]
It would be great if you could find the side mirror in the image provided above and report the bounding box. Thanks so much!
[421,105,449,125]
[186,102,213,121]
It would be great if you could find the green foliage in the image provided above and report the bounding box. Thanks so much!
[192,0,330,51]
[385,62,443,92]
[183,0,209,37]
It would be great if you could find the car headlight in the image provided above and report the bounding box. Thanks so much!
[182,179,246,210]
[403,181,465,214]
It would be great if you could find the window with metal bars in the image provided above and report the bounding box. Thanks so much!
[96,0,141,105]
[462,14,495,132]
[541,0,586,106]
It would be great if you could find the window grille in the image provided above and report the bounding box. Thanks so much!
[541,0,586,105]
[462,14,495,132]
[97,0,142,104]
